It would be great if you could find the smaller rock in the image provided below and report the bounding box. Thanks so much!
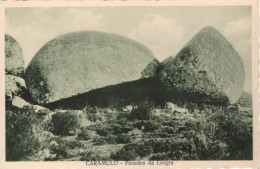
[50,140,59,147]
[6,67,25,77]
[151,108,162,116]
[43,149,56,159]
[141,58,159,78]
[5,75,27,102]
[165,102,175,113]
[175,106,189,114]
[74,110,88,127]
[34,105,49,114]
[122,105,133,112]
[12,96,30,108]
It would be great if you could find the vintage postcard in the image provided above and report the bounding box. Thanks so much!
[0,0,259,169]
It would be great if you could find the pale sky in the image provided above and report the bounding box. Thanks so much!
[5,7,252,93]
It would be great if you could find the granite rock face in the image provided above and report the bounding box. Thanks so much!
[140,56,173,79]
[5,35,24,77]
[5,75,27,102]
[157,56,173,74]
[158,26,245,104]
[25,31,155,104]
[141,58,159,79]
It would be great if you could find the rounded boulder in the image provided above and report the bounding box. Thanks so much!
[25,31,155,104]
[5,35,24,77]
[158,26,245,104]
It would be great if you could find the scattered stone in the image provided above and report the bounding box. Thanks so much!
[33,105,50,114]
[175,106,189,114]
[122,105,134,112]
[5,34,24,77]
[165,102,175,113]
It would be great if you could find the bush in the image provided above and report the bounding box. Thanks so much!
[49,140,70,160]
[105,135,117,144]
[111,142,153,160]
[112,120,133,134]
[115,134,131,144]
[214,107,252,159]
[129,99,155,120]
[6,106,43,161]
[93,137,108,145]
[136,144,153,157]
[78,128,93,140]
[133,120,159,132]
[51,111,80,136]
[149,153,169,160]
[96,127,111,136]
[80,151,111,161]
[111,144,139,161]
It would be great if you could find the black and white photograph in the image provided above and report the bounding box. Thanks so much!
[1,1,259,168]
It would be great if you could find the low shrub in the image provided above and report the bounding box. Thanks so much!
[111,142,153,160]
[149,153,169,160]
[6,106,45,161]
[105,135,117,144]
[133,120,159,132]
[93,137,108,145]
[49,140,70,160]
[78,128,93,140]
[115,134,131,144]
[129,99,155,120]
[110,144,139,161]
[51,111,80,136]
[96,127,111,136]
[80,151,111,161]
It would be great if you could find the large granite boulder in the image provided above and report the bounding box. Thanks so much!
[158,26,245,104]
[5,35,24,77]
[25,31,155,104]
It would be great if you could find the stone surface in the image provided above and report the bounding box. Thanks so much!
[5,75,27,102]
[12,96,31,108]
[5,35,24,77]
[157,56,173,73]
[158,26,245,104]
[141,58,159,78]
[25,31,155,104]
[140,56,174,79]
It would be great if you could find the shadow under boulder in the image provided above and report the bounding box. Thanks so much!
[44,77,229,111]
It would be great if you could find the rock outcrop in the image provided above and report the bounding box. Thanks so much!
[141,58,159,79]
[5,75,27,102]
[25,31,155,104]
[158,26,245,104]
[5,35,24,77]
[12,96,31,108]
[157,56,173,73]
[140,56,173,79]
